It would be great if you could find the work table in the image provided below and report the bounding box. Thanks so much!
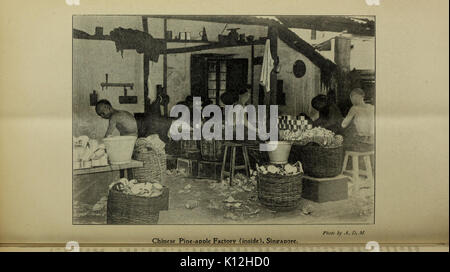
[73,160,143,176]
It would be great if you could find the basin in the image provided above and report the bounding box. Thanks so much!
[266,141,292,164]
[103,136,137,164]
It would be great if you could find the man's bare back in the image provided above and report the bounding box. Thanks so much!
[107,110,138,137]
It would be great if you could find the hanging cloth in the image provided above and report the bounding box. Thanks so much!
[260,39,274,93]
[110,27,164,62]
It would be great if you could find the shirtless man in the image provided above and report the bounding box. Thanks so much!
[341,88,374,144]
[95,99,138,137]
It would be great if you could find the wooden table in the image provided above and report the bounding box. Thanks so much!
[74,160,143,179]
[73,160,143,202]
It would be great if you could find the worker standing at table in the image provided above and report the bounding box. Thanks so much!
[95,99,138,137]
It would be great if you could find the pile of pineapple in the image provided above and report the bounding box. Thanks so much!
[109,178,164,198]
[280,127,344,148]
[256,161,304,176]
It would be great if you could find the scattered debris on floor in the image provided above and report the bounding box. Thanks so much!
[166,169,187,176]
[92,196,108,212]
[185,200,199,209]
[74,168,374,224]
[73,196,108,223]
[300,204,313,215]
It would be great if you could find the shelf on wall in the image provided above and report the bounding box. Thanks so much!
[73,28,268,55]
[166,39,213,43]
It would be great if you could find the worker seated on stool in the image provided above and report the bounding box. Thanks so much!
[95,99,138,137]
[311,94,343,134]
[220,90,259,143]
[341,88,374,151]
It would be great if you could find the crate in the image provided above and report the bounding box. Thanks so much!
[200,139,225,162]
[301,175,349,203]
[198,161,223,180]
[176,158,198,177]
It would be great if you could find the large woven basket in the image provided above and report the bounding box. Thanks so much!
[133,148,166,183]
[257,172,303,211]
[293,144,343,178]
[106,187,169,225]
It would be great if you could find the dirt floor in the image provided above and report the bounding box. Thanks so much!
[73,170,374,225]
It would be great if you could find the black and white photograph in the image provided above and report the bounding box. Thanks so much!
[72,15,376,225]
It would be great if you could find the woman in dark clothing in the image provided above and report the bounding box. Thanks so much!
[311,94,343,134]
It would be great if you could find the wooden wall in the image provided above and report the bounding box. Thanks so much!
[277,38,324,119]
[145,18,267,111]
[72,16,325,139]
[73,16,145,140]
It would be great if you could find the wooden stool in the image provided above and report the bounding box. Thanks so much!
[342,151,374,193]
[220,142,250,186]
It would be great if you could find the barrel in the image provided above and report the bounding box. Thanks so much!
[200,139,225,162]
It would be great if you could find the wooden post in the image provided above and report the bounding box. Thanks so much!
[163,18,168,117]
[142,17,150,113]
[334,36,352,113]
[250,44,254,105]
[142,17,148,33]
[268,26,278,106]
[334,36,351,72]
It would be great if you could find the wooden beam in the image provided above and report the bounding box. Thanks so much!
[142,17,150,112]
[143,15,279,28]
[251,44,254,104]
[268,26,278,106]
[163,18,168,117]
[73,28,112,40]
[165,40,266,54]
[73,31,214,44]
[73,27,267,55]
[142,17,149,33]
[166,39,214,44]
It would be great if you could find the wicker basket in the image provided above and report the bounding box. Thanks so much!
[257,172,303,211]
[293,144,343,178]
[133,148,167,183]
[106,187,169,225]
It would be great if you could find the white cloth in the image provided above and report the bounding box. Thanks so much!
[260,39,274,93]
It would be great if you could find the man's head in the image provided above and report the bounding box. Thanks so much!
[311,94,328,112]
[220,91,239,106]
[350,88,365,105]
[95,100,113,119]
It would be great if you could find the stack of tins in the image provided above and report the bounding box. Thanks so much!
[107,186,169,224]
[257,171,303,211]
